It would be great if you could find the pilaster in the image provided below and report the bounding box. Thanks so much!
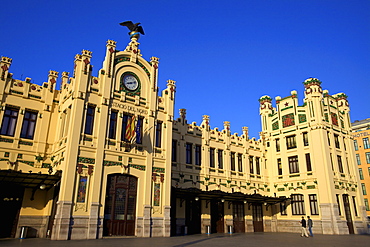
[51,201,73,240]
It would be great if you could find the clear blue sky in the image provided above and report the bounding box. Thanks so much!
[1,0,369,138]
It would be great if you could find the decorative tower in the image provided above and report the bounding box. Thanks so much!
[259,95,273,133]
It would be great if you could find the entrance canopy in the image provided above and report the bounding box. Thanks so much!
[0,170,61,190]
[172,187,288,205]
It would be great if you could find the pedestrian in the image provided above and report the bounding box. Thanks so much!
[300,216,309,237]
[307,216,313,237]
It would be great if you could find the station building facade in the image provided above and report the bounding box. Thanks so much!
[0,35,367,240]
[351,118,370,215]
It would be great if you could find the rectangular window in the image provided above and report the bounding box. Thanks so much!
[343,137,346,151]
[20,110,38,139]
[364,137,370,149]
[309,194,319,215]
[336,194,341,216]
[256,157,261,175]
[365,199,370,211]
[345,157,350,175]
[356,154,361,165]
[186,143,192,164]
[237,153,243,172]
[155,121,162,148]
[172,140,177,162]
[359,168,364,180]
[0,106,19,136]
[368,167,370,176]
[305,153,312,172]
[330,153,334,171]
[303,132,309,146]
[327,131,331,146]
[135,116,144,144]
[249,156,254,174]
[218,149,223,169]
[366,152,370,164]
[84,105,95,135]
[361,183,367,195]
[195,145,201,166]
[108,110,118,139]
[352,196,358,216]
[210,148,215,168]
[277,158,282,175]
[280,201,287,215]
[286,135,296,149]
[121,114,129,141]
[230,152,236,171]
[334,134,340,149]
[288,155,299,174]
[291,194,305,215]
[353,140,359,151]
[276,138,280,152]
[337,155,344,173]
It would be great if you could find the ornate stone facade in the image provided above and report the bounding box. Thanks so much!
[0,36,367,240]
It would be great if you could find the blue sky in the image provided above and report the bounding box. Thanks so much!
[1,0,369,138]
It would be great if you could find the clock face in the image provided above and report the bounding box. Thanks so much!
[123,74,139,91]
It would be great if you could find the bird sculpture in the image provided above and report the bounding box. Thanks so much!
[120,21,145,35]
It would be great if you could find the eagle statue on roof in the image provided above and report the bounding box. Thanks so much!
[120,21,145,40]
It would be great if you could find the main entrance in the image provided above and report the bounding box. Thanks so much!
[103,174,137,236]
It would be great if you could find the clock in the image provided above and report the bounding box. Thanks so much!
[123,74,139,91]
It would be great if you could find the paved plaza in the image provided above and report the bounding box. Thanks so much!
[1,233,369,247]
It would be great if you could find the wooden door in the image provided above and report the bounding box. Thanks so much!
[211,200,224,233]
[233,202,245,233]
[252,203,264,232]
[342,194,354,234]
[103,174,137,236]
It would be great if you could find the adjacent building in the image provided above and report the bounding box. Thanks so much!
[351,118,370,215]
[0,33,367,240]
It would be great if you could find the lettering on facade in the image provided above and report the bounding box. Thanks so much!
[352,131,369,138]
[110,102,148,114]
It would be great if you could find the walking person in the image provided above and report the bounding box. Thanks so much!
[307,216,313,237]
[300,216,309,237]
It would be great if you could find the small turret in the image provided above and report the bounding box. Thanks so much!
[103,40,117,78]
[47,70,59,92]
[242,126,249,139]
[223,121,231,136]
[0,56,12,81]
[179,108,187,125]
[334,93,349,111]
[201,115,210,130]
[303,78,323,98]
[259,95,273,114]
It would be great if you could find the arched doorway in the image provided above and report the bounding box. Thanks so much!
[103,174,137,236]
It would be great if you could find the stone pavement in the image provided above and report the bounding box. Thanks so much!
[0,232,369,247]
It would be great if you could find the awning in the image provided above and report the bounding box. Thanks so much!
[172,187,288,204]
[0,169,61,191]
